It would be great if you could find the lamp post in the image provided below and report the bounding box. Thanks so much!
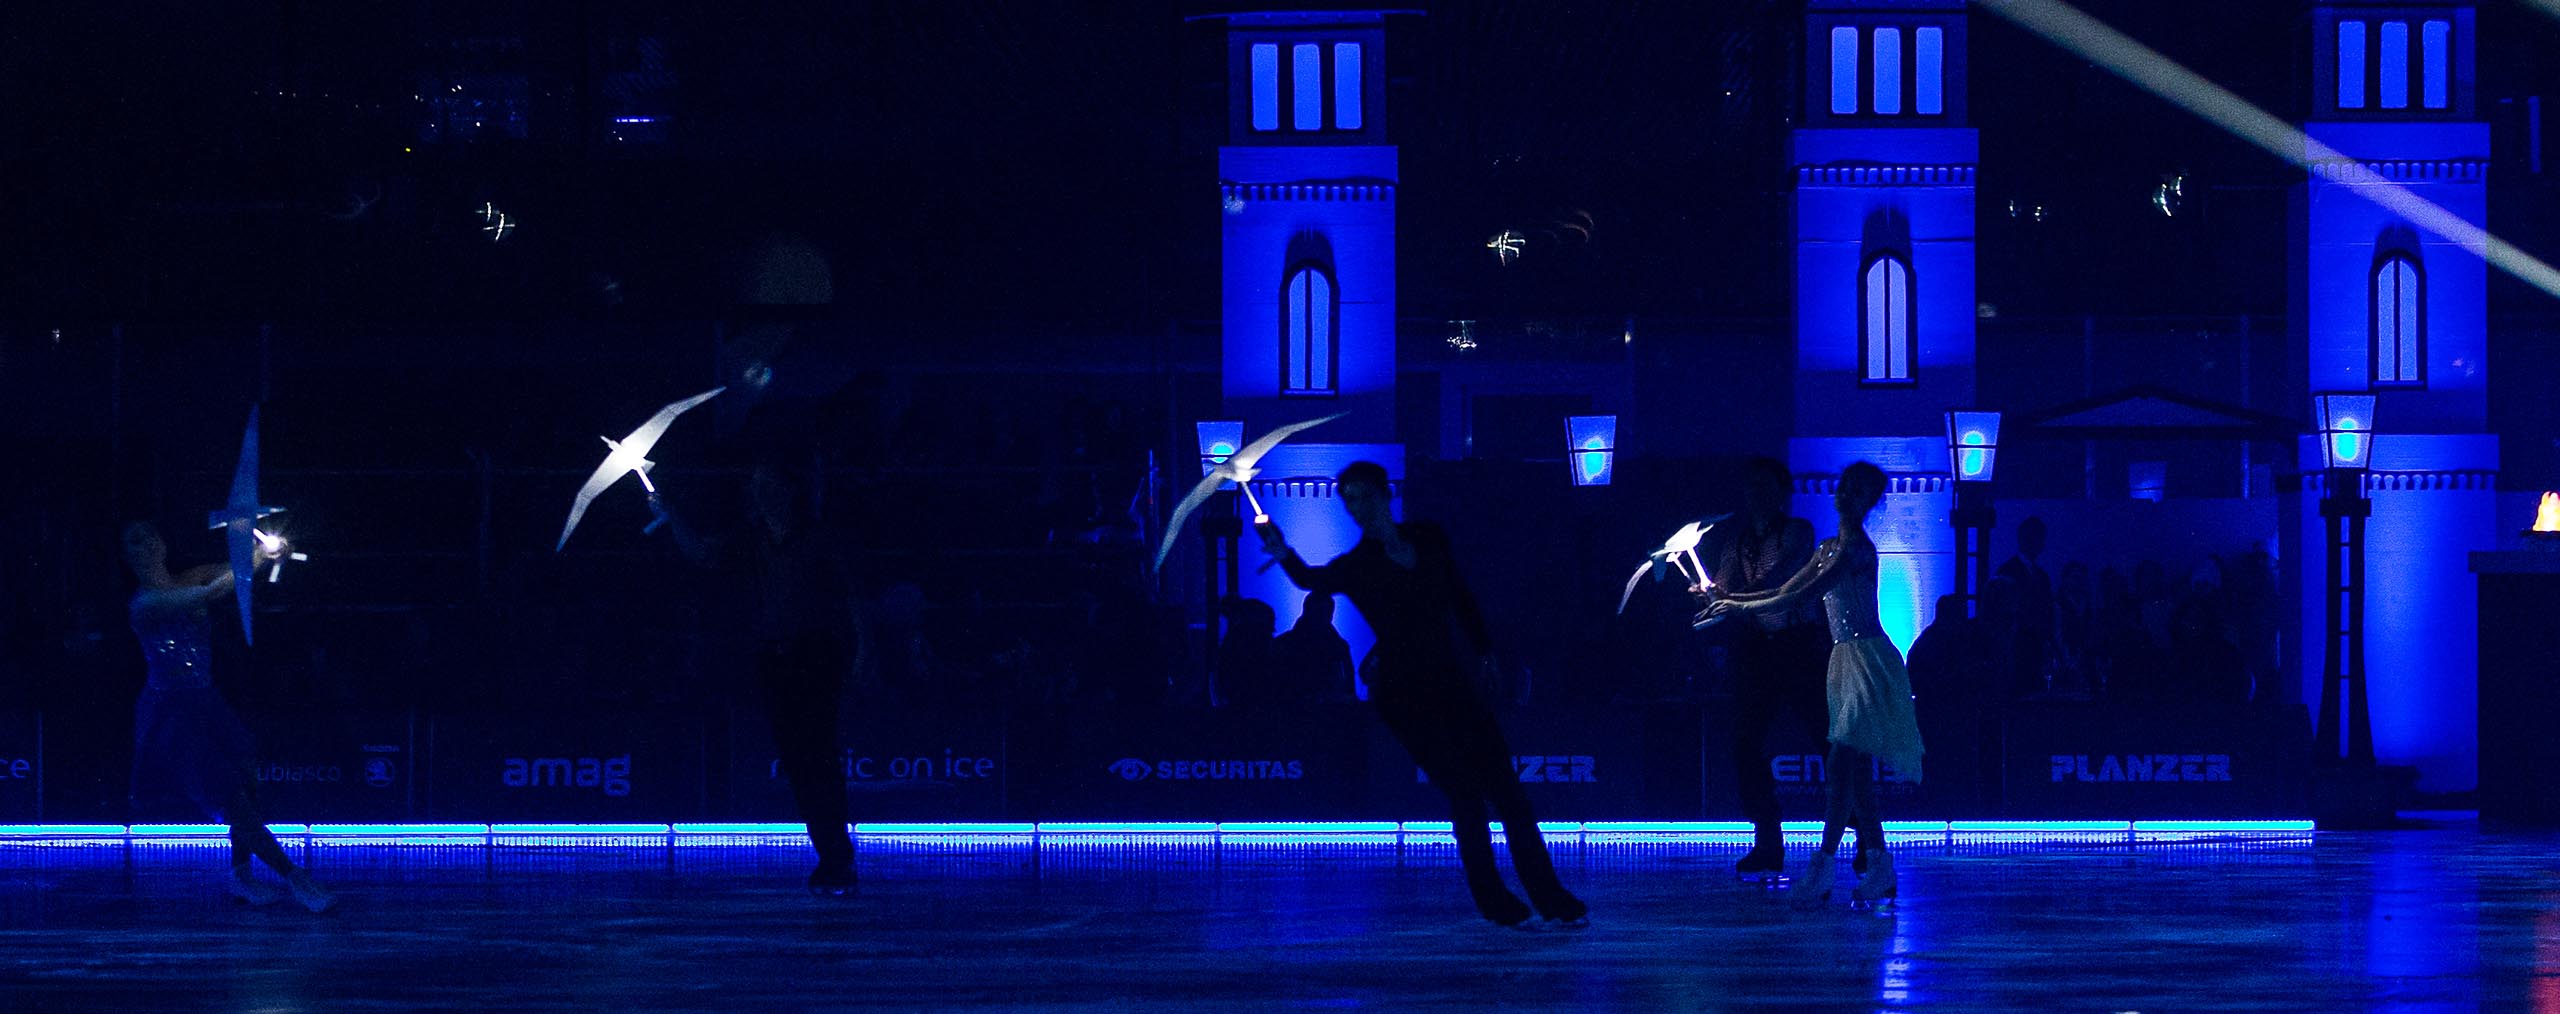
[2313,393,2376,766]
[1565,415,1617,487]
[1196,421,1246,688]
[1947,410,2002,617]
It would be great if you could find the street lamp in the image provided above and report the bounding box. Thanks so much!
[1196,420,1244,480]
[1946,410,2002,617]
[2313,393,2376,765]
[1194,420,1247,671]
[1566,415,1617,487]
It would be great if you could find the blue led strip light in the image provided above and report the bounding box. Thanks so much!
[0,820,2321,842]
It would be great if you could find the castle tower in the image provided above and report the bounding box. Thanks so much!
[2291,0,2495,792]
[1206,7,1405,666]
[1789,0,1977,650]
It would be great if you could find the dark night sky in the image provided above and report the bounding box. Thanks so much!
[7,1,2560,328]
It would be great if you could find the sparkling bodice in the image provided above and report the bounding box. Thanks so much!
[1819,536,1888,645]
[132,598,215,689]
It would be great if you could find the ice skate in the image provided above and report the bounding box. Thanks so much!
[1736,841,1788,887]
[1791,849,1837,910]
[285,869,337,913]
[1850,849,1897,909]
[806,863,858,897]
[228,866,282,907]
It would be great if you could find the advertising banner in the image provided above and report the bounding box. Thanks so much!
[723,707,1009,822]
[425,713,708,823]
[2000,703,2312,818]
[1016,704,1372,821]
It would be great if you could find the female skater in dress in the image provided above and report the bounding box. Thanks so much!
[1702,462,1923,907]
[122,522,335,911]
[1256,461,1587,927]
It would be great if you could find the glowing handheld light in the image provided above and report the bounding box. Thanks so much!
[207,405,285,644]
[1617,517,1729,615]
[1154,412,1347,571]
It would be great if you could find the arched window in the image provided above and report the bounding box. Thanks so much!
[1861,254,1914,384]
[1283,263,1338,396]
[2371,252,2424,386]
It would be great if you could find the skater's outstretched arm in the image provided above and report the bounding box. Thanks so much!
[650,492,728,568]
[1710,534,1856,618]
[135,568,234,613]
[1254,520,1343,596]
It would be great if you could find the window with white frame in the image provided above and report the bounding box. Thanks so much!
[2372,253,2424,386]
[1861,254,1914,384]
[1284,263,1338,395]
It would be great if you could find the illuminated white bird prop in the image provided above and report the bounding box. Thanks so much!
[1152,412,1347,571]
[207,406,286,644]
[556,386,725,552]
[253,528,308,583]
[1615,516,1729,615]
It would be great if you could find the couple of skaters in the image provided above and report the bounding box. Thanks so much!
[127,456,1917,921]
[1247,457,1923,922]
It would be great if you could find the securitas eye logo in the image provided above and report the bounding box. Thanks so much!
[1109,758,1304,782]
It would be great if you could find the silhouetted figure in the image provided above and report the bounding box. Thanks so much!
[1907,593,1992,716]
[1273,592,1357,703]
[657,464,859,894]
[1995,516,2056,698]
[2053,561,2094,693]
[1215,598,1278,709]
[1705,463,1923,909]
[120,522,334,912]
[1259,461,1587,927]
[1698,456,1826,879]
[2170,596,2251,707]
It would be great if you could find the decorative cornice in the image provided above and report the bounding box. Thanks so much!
[2310,159,2489,184]
[1220,183,1396,203]
[1796,475,1953,495]
[1249,478,1403,499]
[2305,469,2499,494]
[1795,165,1975,186]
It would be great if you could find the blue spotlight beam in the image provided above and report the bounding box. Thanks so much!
[1972,0,2560,302]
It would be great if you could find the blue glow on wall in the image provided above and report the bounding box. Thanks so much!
[1238,445,1403,682]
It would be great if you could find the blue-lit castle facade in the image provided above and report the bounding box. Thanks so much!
[1194,1,2512,795]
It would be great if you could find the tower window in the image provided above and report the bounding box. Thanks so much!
[1915,27,1945,116]
[2379,21,2409,110]
[1861,255,1914,384]
[1292,43,1324,131]
[1284,264,1338,395]
[1830,27,1859,115]
[2373,254,2424,386]
[2336,21,2366,110]
[1334,43,1363,130]
[2422,20,2450,110]
[1251,44,1280,131]
[1872,28,1902,116]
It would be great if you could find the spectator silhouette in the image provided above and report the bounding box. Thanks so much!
[1273,592,1357,703]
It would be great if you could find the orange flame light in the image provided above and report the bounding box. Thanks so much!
[2536,492,2560,534]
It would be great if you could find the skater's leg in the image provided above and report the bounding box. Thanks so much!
[762,638,854,878]
[1730,637,1788,871]
[1452,698,1583,921]
[1375,690,1529,925]
[221,787,296,875]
